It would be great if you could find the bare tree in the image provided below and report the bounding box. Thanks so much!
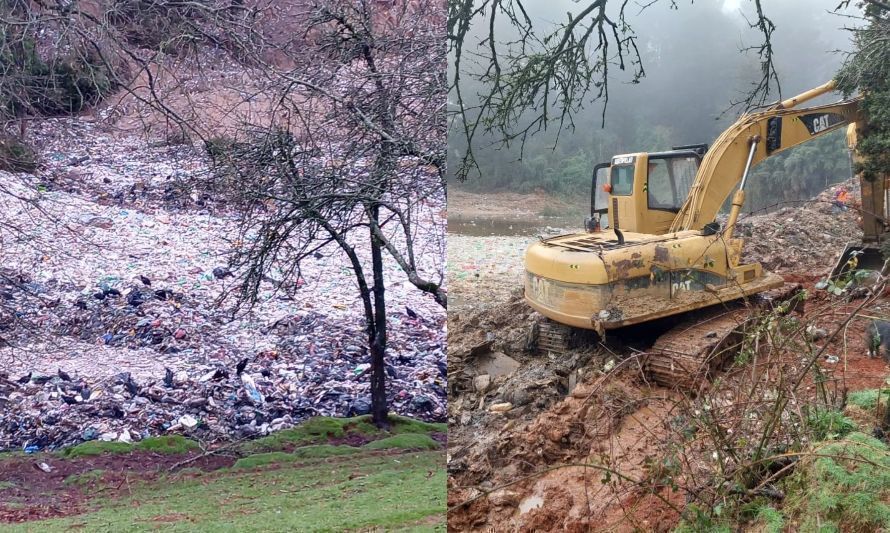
[447,0,780,181]
[190,0,446,427]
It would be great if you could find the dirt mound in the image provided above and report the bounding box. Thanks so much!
[448,367,686,531]
[737,179,862,275]
[447,178,890,530]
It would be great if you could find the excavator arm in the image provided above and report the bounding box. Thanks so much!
[670,81,863,233]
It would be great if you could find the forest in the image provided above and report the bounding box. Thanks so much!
[449,0,856,214]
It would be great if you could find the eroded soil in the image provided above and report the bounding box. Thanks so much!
[447,183,890,531]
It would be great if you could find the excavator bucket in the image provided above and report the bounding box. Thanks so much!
[831,243,885,279]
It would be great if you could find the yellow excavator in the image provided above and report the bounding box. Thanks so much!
[524,81,886,387]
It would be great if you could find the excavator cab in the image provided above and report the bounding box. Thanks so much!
[586,144,708,235]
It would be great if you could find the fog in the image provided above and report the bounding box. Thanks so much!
[451,0,862,212]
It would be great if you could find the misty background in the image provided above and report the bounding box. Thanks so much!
[449,0,862,216]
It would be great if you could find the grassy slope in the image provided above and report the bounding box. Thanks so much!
[2,415,446,532]
[6,451,444,532]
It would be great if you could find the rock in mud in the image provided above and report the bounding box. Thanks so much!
[488,489,519,507]
[505,388,531,407]
[475,352,520,379]
[806,325,829,340]
[473,374,491,393]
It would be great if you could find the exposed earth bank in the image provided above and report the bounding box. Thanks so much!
[447,181,890,531]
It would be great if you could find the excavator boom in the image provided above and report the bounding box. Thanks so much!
[671,82,862,232]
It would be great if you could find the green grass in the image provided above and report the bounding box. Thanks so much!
[0,451,25,460]
[783,432,890,532]
[233,452,299,469]
[63,469,106,486]
[4,451,445,532]
[0,481,15,490]
[136,435,200,454]
[676,499,786,532]
[3,416,445,530]
[292,445,360,459]
[388,415,447,435]
[59,436,199,458]
[748,502,785,533]
[805,409,856,441]
[60,441,134,458]
[235,435,438,469]
[847,389,889,411]
[241,416,366,453]
[55,417,444,460]
[364,434,440,451]
[675,431,889,532]
[674,505,733,533]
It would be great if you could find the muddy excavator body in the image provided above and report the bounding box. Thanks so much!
[525,228,784,335]
[524,81,884,386]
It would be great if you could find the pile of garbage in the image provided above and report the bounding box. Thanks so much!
[0,118,446,452]
[736,179,862,275]
[0,324,445,451]
[0,258,446,451]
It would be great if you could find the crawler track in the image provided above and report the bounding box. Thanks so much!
[646,283,802,390]
[646,309,750,389]
[537,320,573,356]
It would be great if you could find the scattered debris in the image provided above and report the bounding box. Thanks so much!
[0,119,446,452]
[489,402,512,413]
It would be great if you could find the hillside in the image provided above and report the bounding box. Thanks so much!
[0,0,447,527]
[447,180,890,531]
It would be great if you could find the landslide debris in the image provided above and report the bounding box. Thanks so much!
[737,179,861,275]
[447,179,888,531]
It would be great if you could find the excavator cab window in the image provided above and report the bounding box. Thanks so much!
[646,155,698,212]
[610,165,635,196]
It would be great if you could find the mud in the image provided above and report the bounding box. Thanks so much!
[448,282,890,530]
[447,181,890,531]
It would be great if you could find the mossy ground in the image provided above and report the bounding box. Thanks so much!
[241,414,444,453]
[364,433,440,450]
[59,435,200,458]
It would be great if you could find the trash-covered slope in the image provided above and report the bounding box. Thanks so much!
[0,118,446,451]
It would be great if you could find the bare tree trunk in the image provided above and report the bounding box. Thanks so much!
[369,202,389,428]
